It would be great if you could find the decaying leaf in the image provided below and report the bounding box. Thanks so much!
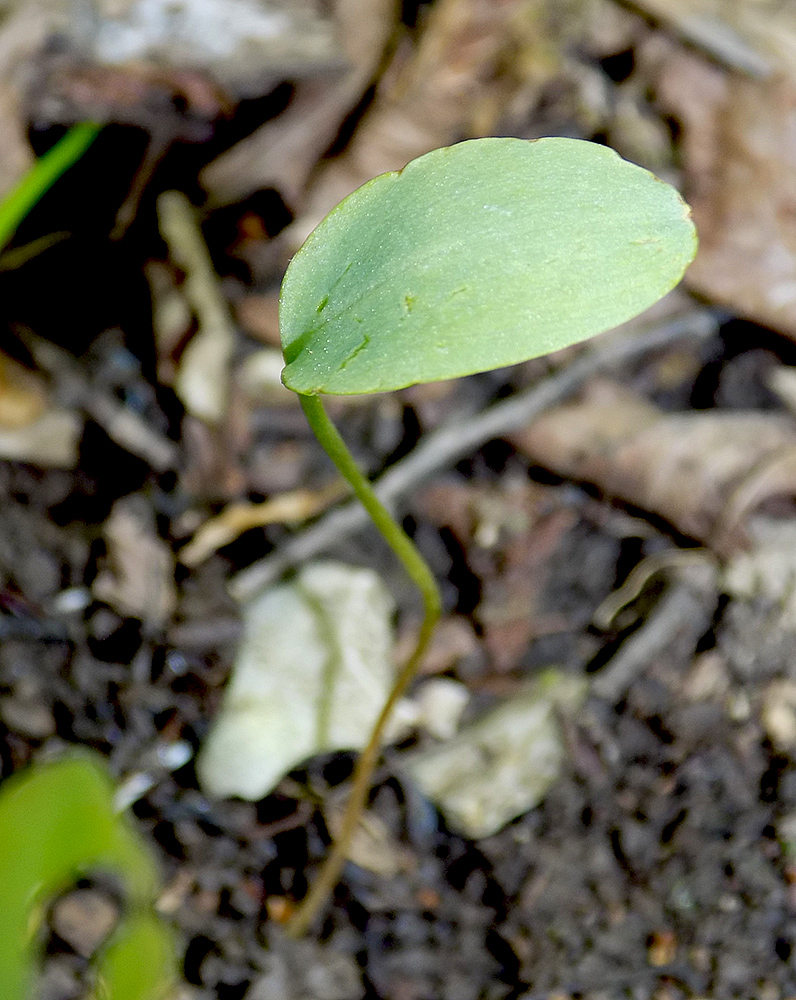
[288,0,565,246]
[200,0,397,208]
[85,0,342,95]
[180,483,346,567]
[723,519,796,633]
[403,669,586,839]
[635,0,796,78]
[656,49,796,340]
[93,495,177,627]
[157,190,235,424]
[511,380,796,556]
[0,321,80,470]
[0,408,82,468]
[198,561,395,800]
[416,478,578,671]
[761,679,796,753]
[0,352,47,428]
[326,798,409,877]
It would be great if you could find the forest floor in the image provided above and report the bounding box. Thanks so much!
[3,1,796,998]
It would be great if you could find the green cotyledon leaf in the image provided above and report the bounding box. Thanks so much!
[279,137,697,396]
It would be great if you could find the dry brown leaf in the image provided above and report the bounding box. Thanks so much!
[326,801,410,877]
[510,380,796,556]
[200,0,398,207]
[0,354,47,429]
[416,477,577,671]
[93,495,177,627]
[0,0,56,199]
[656,50,796,339]
[634,0,796,78]
[235,292,281,347]
[180,483,347,567]
[0,408,81,468]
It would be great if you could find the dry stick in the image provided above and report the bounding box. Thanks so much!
[230,307,721,603]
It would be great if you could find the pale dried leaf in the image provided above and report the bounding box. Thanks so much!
[657,52,796,339]
[236,349,296,406]
[158,191,235,424]
[198,561,395,800]
[0,408,81,467]
[180,484,346,567]
[93,495,177,626]
[0,353,47,428]
[635,0,796,78]
[761,680,796,752]
[91,0,342,93]
[512,381,796,556]
[326,802,407,876]
[723,519,796,632]
[768,365,796,417]
[410,678,470,741]
[404,669,586,838]
[200,0,396,206]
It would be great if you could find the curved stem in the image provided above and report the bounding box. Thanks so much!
[286,394,442,937]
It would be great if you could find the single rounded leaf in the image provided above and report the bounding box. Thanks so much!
[280,137,696,396]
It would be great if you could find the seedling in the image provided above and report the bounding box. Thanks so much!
[280,137,696,933]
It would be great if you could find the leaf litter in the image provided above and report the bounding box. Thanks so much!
[6,0,796,996]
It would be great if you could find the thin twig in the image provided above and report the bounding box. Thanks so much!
[230,307,721,602]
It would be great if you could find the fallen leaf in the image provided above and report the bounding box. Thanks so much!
[635,0,796,78]
[416,478,579,670]
[326,801,409,877]
[51,889,120,958]
[198,561,395,800]
[768,365,796,417]
[90,0,342,95]
[761,679,796,753]
[511,380,796,556]
[0,408,82,468]
[200,0,396,207]
[234,293,281,346]
[158,190,235,424]
[0,353,47,428]
[93,494,177,627]
[403,669,586,838]
[180,483,347,567]
[236,348,297,407]
[410,678,470,741]
[657,49,796,339]
[723,518,796,633]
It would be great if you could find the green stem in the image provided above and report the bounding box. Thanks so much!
[286,393,442,937]
[0,123,101,251]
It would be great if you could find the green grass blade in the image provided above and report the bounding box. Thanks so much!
[0,123,100,251]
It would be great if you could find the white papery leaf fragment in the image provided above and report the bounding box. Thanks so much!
[198,561,394,800]
[403,669,587,839]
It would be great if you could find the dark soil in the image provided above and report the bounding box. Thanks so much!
[5,313,796,1000]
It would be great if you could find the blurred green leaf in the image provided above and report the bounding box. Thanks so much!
[0,754,175,1000]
